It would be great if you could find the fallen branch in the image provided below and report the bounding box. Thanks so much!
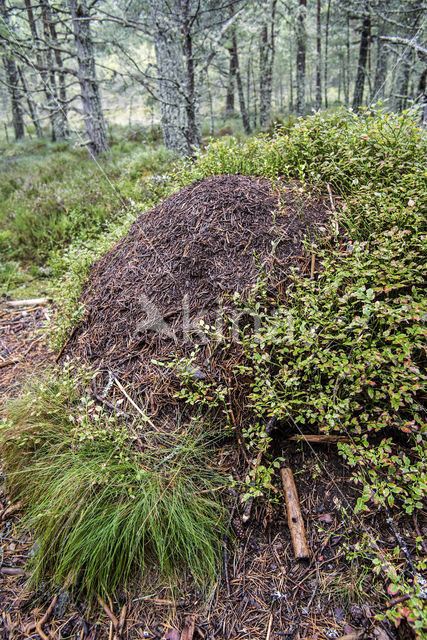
[288,435,349,443]
[5,297,48,308]
[280,467,311,559]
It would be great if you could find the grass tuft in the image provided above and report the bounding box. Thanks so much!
[0,366,226,598]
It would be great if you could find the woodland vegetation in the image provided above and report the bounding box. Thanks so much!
[0,0,426,154]
[0,1,426,640]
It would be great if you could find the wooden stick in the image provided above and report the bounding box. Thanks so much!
[5,298,48,308]
[280,468,310,559]
[288,435,349,443]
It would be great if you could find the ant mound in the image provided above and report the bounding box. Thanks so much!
[63,174,327,404]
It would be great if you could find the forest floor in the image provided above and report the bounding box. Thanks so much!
[0,305,416,640]
[0,242,419,640]
[0,112,425,640]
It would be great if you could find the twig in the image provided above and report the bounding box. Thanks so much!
[1,501,22,520]
[97,596,118,629]
[34,594,58,640]
[265,613,273,640]
[326,183,336,212]
[386,512,416,575]
[55,324,80,362]
[310,252,316,279]
[112,373,156,427]
[336,633,364,640]
[0,567,26,576]
[180,616,196,640]
[92,379,130,418]
[0,359,19,369]
[386,594,410,608]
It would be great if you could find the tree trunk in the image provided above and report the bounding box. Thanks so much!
[231,27,251,133]
[18,66,42,137]
[315,0,322,111]
[180,0,202,155]
[0,0,25,140]
[324,0,331,108]
[68,0,110,156]
[225,45,236,116]
[372,28,388,101]
[259,0,277,127]
[289,38,294,112]
[40,0,69,138]
[2,56,25,140]
[344,9,350,107]
[393,57,411,112]
[24,0,59,140]
[417,68,427,125]
[296,0,307,117]
[352,2,371,110]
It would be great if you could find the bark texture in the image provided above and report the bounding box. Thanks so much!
[0,0,25,139]
[68,0,109,155]
[352,2,371,110]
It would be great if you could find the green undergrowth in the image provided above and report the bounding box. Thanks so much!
[0,137,175,289]
[0,365,226,598]
[1,108,426,627]
[167,107,426,632]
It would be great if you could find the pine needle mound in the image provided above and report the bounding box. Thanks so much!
[63,174,327,399]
